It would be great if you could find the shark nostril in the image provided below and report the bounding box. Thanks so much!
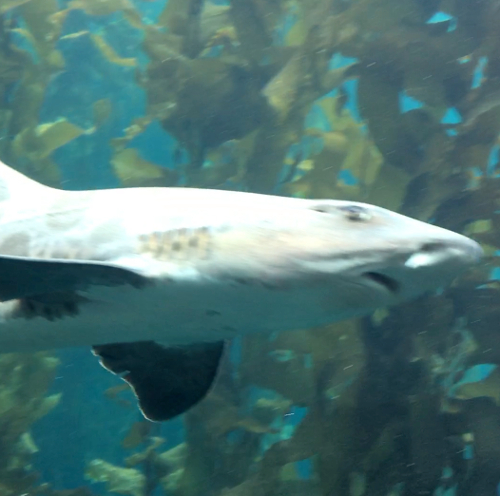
[363,272,400,294]
[420,242,445,253]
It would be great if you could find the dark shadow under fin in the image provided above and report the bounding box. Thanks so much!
[0,254,147,301]
[92,340,226,422]
[17,291,88,321]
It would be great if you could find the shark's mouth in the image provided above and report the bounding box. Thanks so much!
[362,271,400,294]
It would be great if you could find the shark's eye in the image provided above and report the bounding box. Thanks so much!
[339,205,371,222]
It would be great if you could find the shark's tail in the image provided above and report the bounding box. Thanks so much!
[0,160,51,202]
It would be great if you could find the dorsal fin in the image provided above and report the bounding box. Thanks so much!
[0,160,51,202]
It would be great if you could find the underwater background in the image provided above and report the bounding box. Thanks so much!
[1,0,500,495]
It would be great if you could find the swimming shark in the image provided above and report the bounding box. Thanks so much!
[0,161,482,421]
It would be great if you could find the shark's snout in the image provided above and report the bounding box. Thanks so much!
[359,230,483,302]
[414,237,483,264]
[404,234,483,270]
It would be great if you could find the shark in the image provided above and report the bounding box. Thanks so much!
[0,161,483,421]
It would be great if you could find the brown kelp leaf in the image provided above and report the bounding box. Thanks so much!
[364,162,411,212]
[68,0,134,16]
[120,9,144,30]
[111,148,178,187]
[0,0,32,14]
[111,117,154,152]
[454,368,500,406]
[186,142,245,188]
[357,63,415,171]
[285,100,383,201]
[33,119,85,158]
[90,34,136,67]
[228,0,274,64]
[263,26,333,123]
[104,383,133,409]
[240,332,316,405]
[104,383,130,399]
[321,64,358,94]
[282,0,331,48]
[21,0,62,63]
[10,28,38,52]
[121,421,152,449]
[125,437,165,467]
[141,26,183,62]
[408,389,446,494]
[457,399,500,496]
[284,16,308,47]
[157,0,192,34]
[200,2,232,46]
[236,417,278,434]
[263,52,307,122]
[60,30,90,41]
[11,120,82,184]
[150,58,269,169]
[86,459,145,496]
[67,0,142,29]
[92,99,112,129]
[48,8,72,33]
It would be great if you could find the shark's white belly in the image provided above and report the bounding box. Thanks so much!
[0,277,372,353]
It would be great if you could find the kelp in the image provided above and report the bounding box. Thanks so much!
[111,148,179,187]
[0,0,79,185]
[0,352,63,496]
[90,33,137,67]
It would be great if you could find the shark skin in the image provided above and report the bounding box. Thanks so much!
[0,161,483,421]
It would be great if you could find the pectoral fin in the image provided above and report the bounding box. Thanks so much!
[92,340,225,421]
[0,254,147,301]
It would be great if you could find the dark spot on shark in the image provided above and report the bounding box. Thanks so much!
[338,205,371,222]
[420,242,446,253]
[310,204,335,214]
[311,203,371,221]
[139,227,212,261]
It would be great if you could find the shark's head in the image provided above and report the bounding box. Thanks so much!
[206,196,483,320]
[295,200,482,308]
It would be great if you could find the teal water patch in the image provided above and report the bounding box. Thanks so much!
[426,11,456,31]
[329,53,360,121]
[343,78,361,122]
[441,107,462,124]
[488,145,499,176]
[339,169,358,186]
[129,120,177,169]
[472,57,488,89]
[305,101,334,131]
[399,92,424,113]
